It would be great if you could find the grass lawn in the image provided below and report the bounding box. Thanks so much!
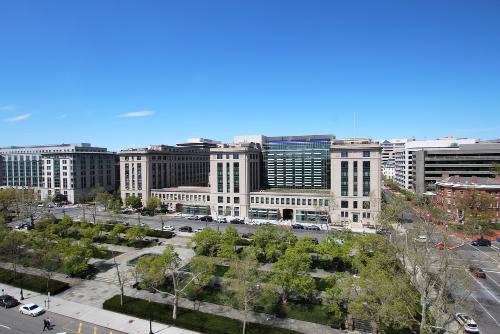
[103,294,301,334]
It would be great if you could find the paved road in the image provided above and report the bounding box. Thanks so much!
[384,188,500,334]
[0,306,125,334]
[38,206,332,241]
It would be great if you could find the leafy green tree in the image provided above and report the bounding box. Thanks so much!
[109,223,127,243]
[125,195,143,210]
[145,197,161,212]
[29,231,62,292]
[0,230,27,279]
[190,228,221,256]
[270,246,315,304]
[378,195,411,228]
[252,225,297,262]
[124,224,150,244]
[95,191,112,211]
[135,245,214,321]
[58,239,94,276]
[219,225,240,258]
[225,250,262,334]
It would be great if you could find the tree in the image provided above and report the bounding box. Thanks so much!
[226,250,262,334]
[52,193,68,205]
[58,238,94,276]
[124,224,150,244]
[95,191,112,211]
[146,197,161,213]
[252,225,297,262]
[135,245,214,320]
[219,226,240,258]
[0,188,18,221]
[455,188,497,237]
[0,230,27,280]
[109,223,127,243]
[29,231,61,292]
[125,195,143,210]
[17,188,45,228]
[378,194,411,229]
[190,228,221,257]
[270,246,315,304]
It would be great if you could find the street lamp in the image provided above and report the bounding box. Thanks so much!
[148,297,153,334]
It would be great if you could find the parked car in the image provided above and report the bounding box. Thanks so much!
[200,216,213,222]
[376,229,389,235]
[162,225,175,231]
[305,225,320,231]
[15,222,29,230]
[0,295,19,308]
[435,243,445,249]
[216,218,227,224]
[469,265,486,279]
[455,313,479,333]
[121,209,133,214]
[187,216,197,220]
[415,235,427,242]
[195,228,204,233]
[179,226,193,232]
[19,303,45,316]
[292,224,304,229]
[230,219,244,224]
[471,238,491,247]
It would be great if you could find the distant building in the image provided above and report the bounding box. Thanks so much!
[0,143,117,203]
[145,135,382,228]
[394,137,477,190]
[434,175,500,220]
[412,142,500,194]
[381,139,410,179]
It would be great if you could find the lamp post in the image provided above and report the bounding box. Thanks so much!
[148,297,153,334]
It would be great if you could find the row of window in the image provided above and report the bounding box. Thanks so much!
[341,151,371,158]
[340,200,371,209]
[216,153,239,159]
[250,196,329,207]
[152,192,210,202]
[218,196,240,204]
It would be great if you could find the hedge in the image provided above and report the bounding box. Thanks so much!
[0,267,70,295]
[103,295,301,334]
[145,230,175,239]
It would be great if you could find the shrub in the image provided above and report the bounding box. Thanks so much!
[145,230,175,239]
[0,268,69,295]
[103,295,301,334]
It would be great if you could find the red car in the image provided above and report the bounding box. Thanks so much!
[435,243,445,249]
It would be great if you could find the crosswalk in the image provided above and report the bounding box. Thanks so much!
[62,321,115,334]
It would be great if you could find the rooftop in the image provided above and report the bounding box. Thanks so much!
[436,175,500,189]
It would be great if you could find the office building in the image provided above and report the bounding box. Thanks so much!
[381,139,410,179]
[0,143,117,203]
[393,137,477,190]
[412,142,500,194]
[118,138,217,203]
[146,135,382,227]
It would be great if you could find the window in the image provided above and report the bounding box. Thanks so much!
[363,151,370,157]
[353,161,358,196]
[227,197,231,203]
[233,154,239,159]
[251,197,254,203]
[281,198,284,205]
[286,198,290,205]
[271,198,274,204]
[234,207,240,217]
[341,151,348,157]
[363,161,370,196]
[218,206,223,216]
[324,199,329,207]
[217,163,223,192]
[226,162,230,193]
[341,161,348,196]
[218,196,223,203]
[217,154,222,159]
[353,201,358,209]
[234,197,240,204]
[341,201,348,208]
[266,197,269,204]
[363,201,370,209]
[307,199,312,205]
[233,162,239,193]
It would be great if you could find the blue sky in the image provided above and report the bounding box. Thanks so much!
[1,0,499,151]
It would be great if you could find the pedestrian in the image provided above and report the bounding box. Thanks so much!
[42,319,49,331]
[46,317,51,330]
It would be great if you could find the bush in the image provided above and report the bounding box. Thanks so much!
[146,230,175,239]
[235,238,252,246]
[0,267,69,295]
[103,295,301,334]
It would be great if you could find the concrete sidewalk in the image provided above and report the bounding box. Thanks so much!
[0,283,198,334]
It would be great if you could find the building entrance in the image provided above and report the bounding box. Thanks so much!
[353,213,359,223]
[283,209,294,220]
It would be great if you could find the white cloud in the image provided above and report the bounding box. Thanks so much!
[6,113,32,122]
[118,110,154,118]
[0,105,16,111]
